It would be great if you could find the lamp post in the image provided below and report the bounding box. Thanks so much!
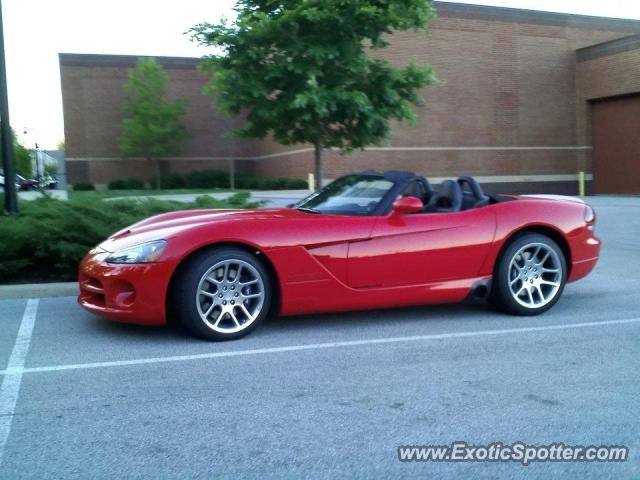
[0,0,17,213]
[24,127,40,180]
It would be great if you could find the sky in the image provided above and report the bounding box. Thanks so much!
[3,0,640,149]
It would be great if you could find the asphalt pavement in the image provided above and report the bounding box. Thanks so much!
[0,196,639,479]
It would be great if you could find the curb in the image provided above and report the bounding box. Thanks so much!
[0,282,78,300]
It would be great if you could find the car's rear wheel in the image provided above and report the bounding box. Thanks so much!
[490,233,567,315]
[171,247,271,340]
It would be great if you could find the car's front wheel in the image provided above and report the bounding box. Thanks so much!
[171,247,272,340]
[490,233,567,315]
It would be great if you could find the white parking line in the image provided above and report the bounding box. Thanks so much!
[0,316,638,377]
[0,299,38,467]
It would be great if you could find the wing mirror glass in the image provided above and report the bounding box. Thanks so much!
[392,196,423,215]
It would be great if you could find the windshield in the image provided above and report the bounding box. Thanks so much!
[295,174,395,215]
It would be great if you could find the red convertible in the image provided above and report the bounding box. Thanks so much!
[79,171,600,340]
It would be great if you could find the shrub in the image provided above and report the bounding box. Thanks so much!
[185,170,230,189]
[224,191,254,208]
[108,179,146,190]
[160,173,188,189]
[234,174,308,190]
[0,193,259,283]
[107,180,127,190]
[235,174,258,189]
[285,178,308,189]
[72,183,95,191]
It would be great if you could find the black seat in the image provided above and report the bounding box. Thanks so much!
[458,176,490,209]
[424,180,463,213]
[422,177,435,204]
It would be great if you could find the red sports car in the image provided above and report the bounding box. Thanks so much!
[79,171,600,340]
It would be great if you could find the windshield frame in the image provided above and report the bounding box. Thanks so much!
[294,172,413,216]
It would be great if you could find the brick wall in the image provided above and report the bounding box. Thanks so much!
[575,36,640,145]
[61,2,640,192]
[61,55,260,184]
[254,6,639,192]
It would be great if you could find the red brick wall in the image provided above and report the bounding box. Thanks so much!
[61,2,640,192]
[574,36,640,194]
[576,38,640,145]
[61,55,260,184]
[577,48,640,100]
[61,58,264,159]
[254,10,636,187]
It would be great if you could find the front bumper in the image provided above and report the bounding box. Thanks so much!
[77,248,174,325]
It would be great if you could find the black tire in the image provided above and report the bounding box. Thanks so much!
[490,233,567,316]
[170,247,272,341]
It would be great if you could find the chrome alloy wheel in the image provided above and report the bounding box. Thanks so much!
[508,242,562,309]
[196,259,265,334]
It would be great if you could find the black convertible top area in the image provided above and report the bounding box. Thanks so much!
[294,170,513,216]
[357,169,512,215]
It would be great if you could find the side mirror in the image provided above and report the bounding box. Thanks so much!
[392,196,423,215]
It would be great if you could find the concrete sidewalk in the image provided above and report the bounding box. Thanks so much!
[18,190,69,201]
[108,189,311,208]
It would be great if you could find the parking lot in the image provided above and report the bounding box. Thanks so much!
[0,196,639,479]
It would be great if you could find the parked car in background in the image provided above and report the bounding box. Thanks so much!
[40,175,59,190]
[1,173,39,191]
[0,173,20,192]
[17,174,39,191]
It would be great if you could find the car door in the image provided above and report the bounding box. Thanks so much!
[347,207,497,288]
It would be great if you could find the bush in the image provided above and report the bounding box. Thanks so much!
[108,179,146,190]
[223,191,253,208]
[72,183,95,191]
[160,173,188,189]
[184,170,230,189]
[285,178,309,189]
[108,180,128,190]
[235,174,259,189]
[0,193,259,283]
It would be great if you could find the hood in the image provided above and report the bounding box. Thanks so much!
[99,208,306,252]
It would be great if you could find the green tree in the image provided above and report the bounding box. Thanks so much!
[119,58,189,189]
[14,139,32,178]
[0,130,32,177]
[192,0,436,189]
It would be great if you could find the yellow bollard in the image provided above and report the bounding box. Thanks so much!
[578,171,585,197]
[308,173,315,192]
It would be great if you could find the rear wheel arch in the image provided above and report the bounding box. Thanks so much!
[494,225,572,277]
[166,241,281,324]
[490,231,568,315]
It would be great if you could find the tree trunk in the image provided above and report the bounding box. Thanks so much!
[314,135,323,191]
[152,158,161,190]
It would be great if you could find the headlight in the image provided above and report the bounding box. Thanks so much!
[106,240,167,264]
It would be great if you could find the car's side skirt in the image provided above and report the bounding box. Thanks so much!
[278,275,492,316]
